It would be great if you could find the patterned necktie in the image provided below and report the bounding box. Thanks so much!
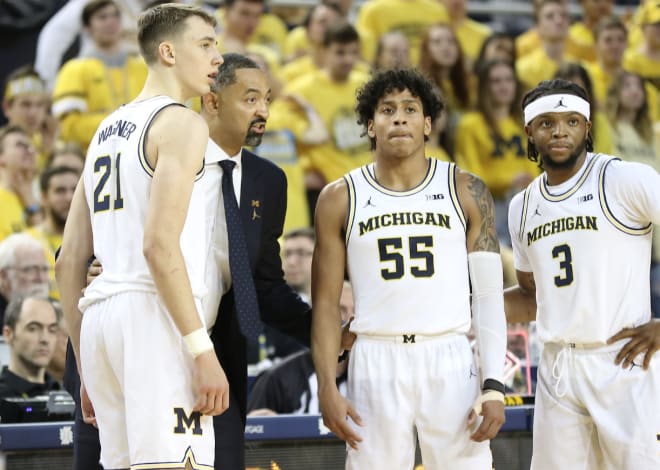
[219,159,261,341]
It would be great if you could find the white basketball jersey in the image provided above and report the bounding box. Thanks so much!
[345,159,471,335]
[509,153,653,345]
[81,96,207,308]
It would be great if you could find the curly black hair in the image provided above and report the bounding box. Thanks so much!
[522,78,593,164]
[355,68,444,150]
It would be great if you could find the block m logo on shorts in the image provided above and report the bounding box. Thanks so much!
[403,334,416,344]
[173,408,203,435]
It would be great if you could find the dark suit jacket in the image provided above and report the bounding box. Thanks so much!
[210,149,312,469]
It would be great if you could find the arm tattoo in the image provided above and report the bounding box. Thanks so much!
[466,174,499,252]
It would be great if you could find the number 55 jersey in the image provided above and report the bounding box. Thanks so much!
[344,158,472,336]
[81,96,208,308]
[508,152,660,346]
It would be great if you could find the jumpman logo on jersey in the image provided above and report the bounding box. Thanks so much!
[532,205,542,218]
[554,98,567,109]
[364,196,376,208]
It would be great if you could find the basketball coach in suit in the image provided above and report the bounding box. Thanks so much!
[62,53,312,470]
[204,53,312,469]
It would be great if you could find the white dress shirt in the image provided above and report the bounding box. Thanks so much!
[202,138,243,330]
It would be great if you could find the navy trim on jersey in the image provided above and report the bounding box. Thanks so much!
[344,174,357,245]
[539,153,600,202]
[448,163,466,232]
[138,102,187,178]
[360,158,437,196]
[598,157,652,235]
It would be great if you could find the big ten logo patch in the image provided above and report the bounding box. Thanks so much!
[332,108,369,154]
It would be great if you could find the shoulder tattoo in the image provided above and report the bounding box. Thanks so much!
[466,173,499,252]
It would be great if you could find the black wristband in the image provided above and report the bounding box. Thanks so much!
[482,378,505,394]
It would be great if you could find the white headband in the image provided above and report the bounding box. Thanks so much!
[524,94,590,125]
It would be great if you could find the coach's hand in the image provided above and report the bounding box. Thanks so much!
[192,350,230,416]
[609,320,660,370]
[468,397,505,442]
[319,387,363,450]
[80,382,97,428]
[340,317,356,351]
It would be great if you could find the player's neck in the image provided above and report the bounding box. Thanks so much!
[135,72,189,104]
[544,151,588,186]
[372,153,429,191]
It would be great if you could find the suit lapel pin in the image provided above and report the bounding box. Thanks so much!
[251,200,261,220]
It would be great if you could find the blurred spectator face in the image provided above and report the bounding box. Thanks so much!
[49,152,85,174]
[86,2,122,48]
[0,130,36,174]
[619,73,645,113]
[282,235,314,293]
[325,41,359,82]
[3,298,59,372]
[595,26,626,66]
[307,5,341,46]
[376,32,410,71]
[42,171,79,230]
[226,0,263,41]
[3,94,48,135]
[339,281,354,324]
[488,63,517,107]
[643,22,660,49]
[482,36,515,64]
[426,25,459,68]
[0,245,50,300]
[537,2,569,42]
[580,0,613,22]
[442,0,467,18]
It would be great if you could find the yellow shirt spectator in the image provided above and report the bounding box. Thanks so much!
[277,68,372,184]
[52,54,147,151]
[454,113,538,199]
[568,22,597,63]
[356,0,449,64]
[516,48,579,91]
[0,189,26,242]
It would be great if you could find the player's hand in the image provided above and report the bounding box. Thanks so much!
[80,382,97,428]
[468,398,505,442]
[87,259,103,285]
[318,386,363,450]
[192,350,230,416]
[340,317,356,351]
[608,320,660,370]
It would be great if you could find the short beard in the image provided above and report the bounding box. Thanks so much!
[244,120,267,147]
[244,131,263,147]
[540,140,586,170]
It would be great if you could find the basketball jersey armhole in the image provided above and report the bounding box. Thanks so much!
[598,156,653,235]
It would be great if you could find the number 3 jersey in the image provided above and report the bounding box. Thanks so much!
[509,153,660,345]
[345,158,472,336]
[80,96,208,309]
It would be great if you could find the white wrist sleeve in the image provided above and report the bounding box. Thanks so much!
[468,251,507,384]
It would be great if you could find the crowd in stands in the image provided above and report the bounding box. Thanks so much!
[0,0,658,408]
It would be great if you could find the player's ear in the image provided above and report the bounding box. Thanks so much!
[524,125,533,142]
[201,93,220,115]
[158,41,176,65]
[424,116,432,137]
[367,119,375,139]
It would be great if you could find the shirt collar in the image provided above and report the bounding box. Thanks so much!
[205,139,242,167]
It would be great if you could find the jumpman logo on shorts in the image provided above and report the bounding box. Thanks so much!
[554,98,567,109]
[469,368,477,379]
